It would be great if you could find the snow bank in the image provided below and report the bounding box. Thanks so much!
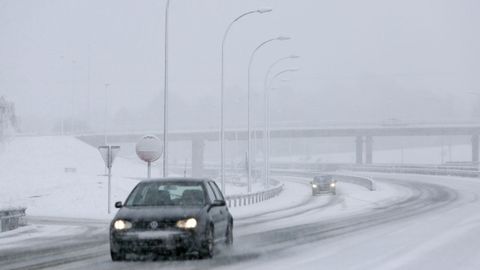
[0,136,145,219]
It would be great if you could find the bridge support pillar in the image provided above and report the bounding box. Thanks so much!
[356,136,364,164]
[472,135,479,163]
[192,139,205,177]
[365,136,373,164]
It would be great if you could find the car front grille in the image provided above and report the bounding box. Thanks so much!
[133,220,177,230]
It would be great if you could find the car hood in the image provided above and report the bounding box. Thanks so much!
[114,206,203,221]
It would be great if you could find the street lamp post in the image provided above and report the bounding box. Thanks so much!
[163,0,171,178]
[265,68,299,186]
[104,83,110,176]
[247,36,290,192]
[468,91,480,173]
[71,60,76,135]
[104,83,110,146]
[262,56,299,186]
[220,8,272,193]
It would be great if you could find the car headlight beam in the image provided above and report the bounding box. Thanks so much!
[114,220,132,230]
[176,218,197,229]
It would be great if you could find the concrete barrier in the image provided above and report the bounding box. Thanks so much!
[271,169,375,191]
[330,174,375,191]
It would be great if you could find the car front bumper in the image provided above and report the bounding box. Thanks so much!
[110,229,203,254]
[312,187,335,194]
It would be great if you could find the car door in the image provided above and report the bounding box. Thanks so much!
[208,181,228,238]
[204,182,224,240]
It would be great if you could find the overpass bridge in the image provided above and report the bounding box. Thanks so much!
[78,123,480,176]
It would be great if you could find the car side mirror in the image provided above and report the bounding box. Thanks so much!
[207,200,225,212]
[114,201,123,208]
[212,200,226,207]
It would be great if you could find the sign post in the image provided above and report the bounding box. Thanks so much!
[136,135,162,178]
[98,145,120,214]
[147,161,151,178]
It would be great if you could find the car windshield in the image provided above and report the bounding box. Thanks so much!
[125,181,206,207]
[314,176,332,183]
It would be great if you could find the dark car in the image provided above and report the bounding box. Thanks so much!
[110,178,233,261]
[311,175,336,195]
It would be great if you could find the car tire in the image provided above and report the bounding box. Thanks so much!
[225,222,233,246]
[111,250,125,261]
[199,226,214,259]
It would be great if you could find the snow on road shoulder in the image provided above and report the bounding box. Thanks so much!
[0,223,87,251]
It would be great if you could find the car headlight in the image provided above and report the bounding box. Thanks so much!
[114,220,132,230]
[176,218,197,229]
[312,184,317,188]
[330,182,336,188]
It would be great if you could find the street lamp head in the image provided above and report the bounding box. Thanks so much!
[289,55,300,59]
[277,36,291,41]
[257,8,273,14]
[289,67,300,72]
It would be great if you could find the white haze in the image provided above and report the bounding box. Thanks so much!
[0,0,479,133]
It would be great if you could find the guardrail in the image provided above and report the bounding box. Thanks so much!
[271,162,480,178]
[225,179,284,208]
[346,165,480,178]
[0,208,27,233]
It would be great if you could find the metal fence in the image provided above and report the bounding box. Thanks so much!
[0,208,27,232]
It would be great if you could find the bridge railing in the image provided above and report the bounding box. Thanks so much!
[0,208,27,233]
[224,179,284,208]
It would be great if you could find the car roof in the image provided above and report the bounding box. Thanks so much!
[139,177,212,184]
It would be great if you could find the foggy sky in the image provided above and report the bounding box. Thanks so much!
[1,0,479,133]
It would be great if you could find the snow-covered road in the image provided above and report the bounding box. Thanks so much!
[2,172,480,270]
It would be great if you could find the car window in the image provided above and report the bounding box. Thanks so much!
[125,181,206,206]
[208,181,225,201]
[204,182,217,203]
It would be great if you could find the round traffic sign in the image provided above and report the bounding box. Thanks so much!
[135,135,163,162]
